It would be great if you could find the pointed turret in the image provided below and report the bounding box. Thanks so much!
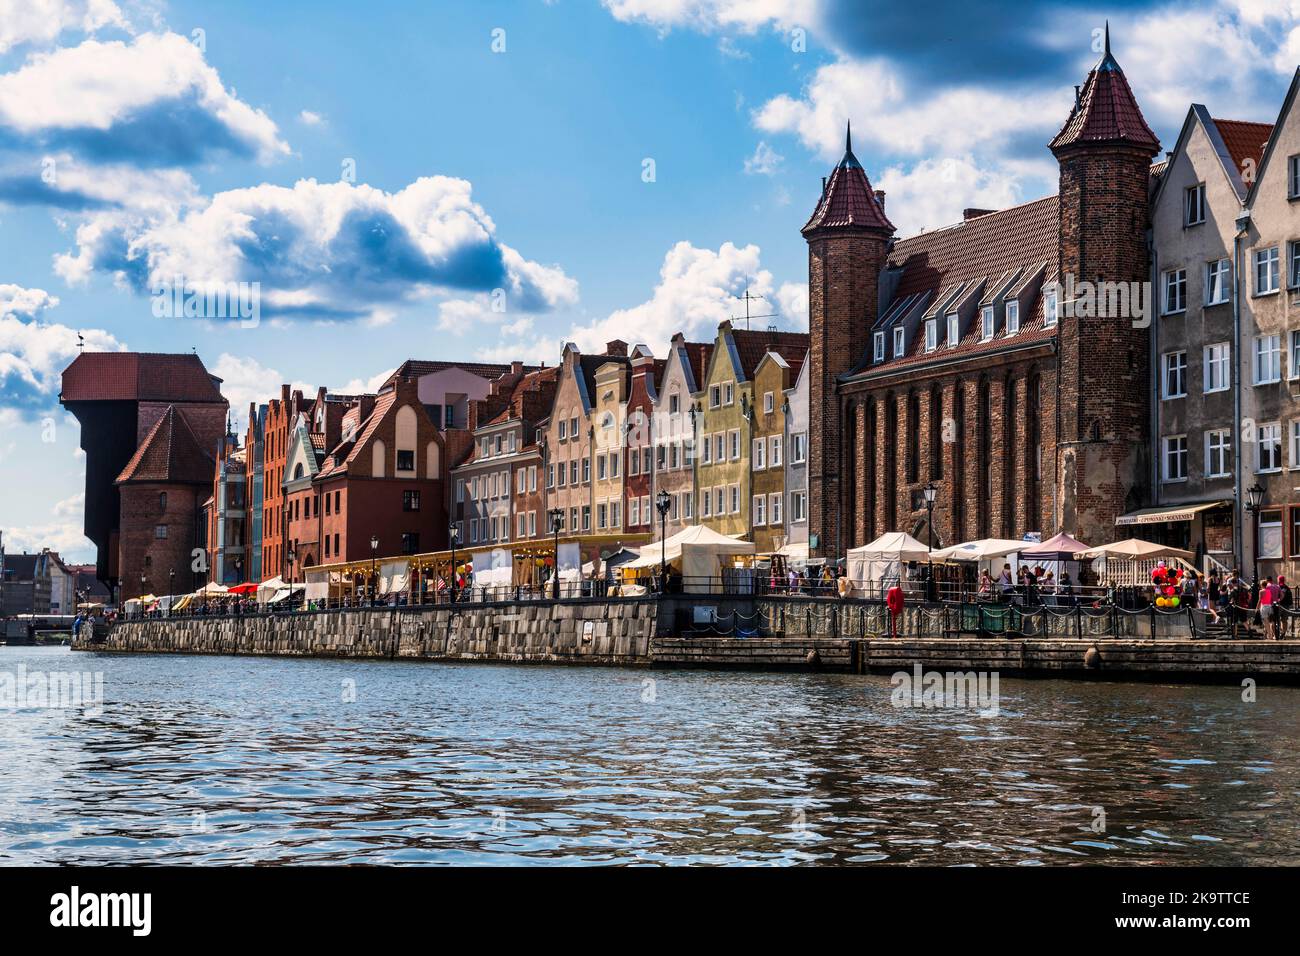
[1050,21,1159,155]
[802,121,895,235]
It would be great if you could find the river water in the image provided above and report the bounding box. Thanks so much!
[1,645,1297,865]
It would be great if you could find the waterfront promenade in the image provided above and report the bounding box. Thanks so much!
[74,594,1300,683]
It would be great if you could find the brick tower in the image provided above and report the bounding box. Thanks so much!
[802,123,895,558]
[1050,25,1159,542]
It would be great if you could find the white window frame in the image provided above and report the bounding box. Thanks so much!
[769,493,783,526]
[1161,350,1187,399]
[1255,246,1280,295]
[1161,434,1188,483]
[1259,421,1283,473]
[1184,182,1206,226]
[1289,154,1300,199]
[980,305,994,342]
[753,438,766,470]
[1207,429,1231,479]
[925,318,938,352]
[1162,268,1187,314]
[946,312,959,347]
[893,326,905,357]
[1255,334,1282,385]
[1206,258,1230,305]
[753,495,766,526]
[1004,300,1020,335]
[1043,287,1058,327]
[874,331,885,362]
[1204,342,1230,393]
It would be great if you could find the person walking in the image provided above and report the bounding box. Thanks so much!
[1259,576,1280,640]
[885,581,905,638]
[998,564,1013,601]
[1279,574,1293,638]
[977,569,994,601]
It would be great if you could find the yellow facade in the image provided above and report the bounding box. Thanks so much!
[751,353,792,553]
[591,361,628,535]
[696,322,752,537]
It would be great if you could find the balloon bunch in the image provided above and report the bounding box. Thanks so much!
[1152,564,1184,608]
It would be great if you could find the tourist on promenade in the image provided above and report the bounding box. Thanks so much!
[1259,576,1280,640]
[998,564,1014,600]
[885,581,904,638]
[1279,575,1293,638]
[977,569,994,601]
[1199,578,1220,625]
[1059,571,1075,606]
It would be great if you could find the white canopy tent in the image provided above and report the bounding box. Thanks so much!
[1079,538,1195,561]
[624,525,756,593]
[930,538,1026,562]
[846,532,932,590]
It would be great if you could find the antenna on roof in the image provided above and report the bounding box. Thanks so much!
[76,332,84,351]
[729,284,777,332]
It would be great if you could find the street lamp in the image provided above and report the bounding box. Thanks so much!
[169,567,175,594]
[548,507,564,599]
[655,489,671,593]
[369,534,379,606]
[1246,481,1265,586]
[286,546,296,584]
[923,481,937,602]
[448,523,460,603]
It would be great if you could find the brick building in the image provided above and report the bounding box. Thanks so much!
[61,352,228,601]
[624,346,664,536]
[805,30,1160,559]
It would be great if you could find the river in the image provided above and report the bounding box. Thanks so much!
[1,645,1297,865]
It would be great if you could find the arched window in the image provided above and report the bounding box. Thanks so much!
[293,463,304,480]
[158,491,167,511]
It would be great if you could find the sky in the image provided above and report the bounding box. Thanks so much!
[3,0,1300,563]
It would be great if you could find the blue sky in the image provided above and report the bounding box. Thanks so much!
[3,0,1300,562]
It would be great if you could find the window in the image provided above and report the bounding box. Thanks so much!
[581,505,590,532]
[729,484,740,514]
[714,434,724,462]
[569,460,578,484]
[946,312,959,347]
[1207,429,1231,478]
[528,466,537,492]
[1044,287,1058,327]
[874,331,885,362]
[791,491,807,523]
[610,454,619,478]
[403,490,421,512]
[701,434,712,464]
[401,532,419,555]
[1259,422,1283,472]
[669,393,680,414]
[715,487,724,515]
[597,502,607,530]
[629,450,639,476]
[1255,334,1282,384]
[702,488,712,517]
[724,382,734,406]
[790,432,806,463]
[611,501,621,528]
[158,491,167,510]
[324,535,330,557]
[570,416,578,437]
[1204,342,1230,392]
[980,306,994,342]
[1162,435,1187,482]
[893,326,905,357]
[155,524,168,539]
[557,462,567,487]
[764,391,774,414]
[1292,331,1300,381]
[709,384,721,408]
[1292,421,1300,469]
[925,318,938,352]
[683,493,693,518]
[326,492,332,515]
[770,436,782,466]
[597,456,607,480]
[558,419,567,441]
[1163,268,1187,314]
[1260,509,1284,559]
[547,464,555,488]
[1255,246,1280,294]
[753,495,766,525]
[1005,300,1020,335]
[753,438,766,470]
[518,513,527,538]
[1290,154,1300,198]
[769,493,782,525]
[729,429,740,460]
[1184,182,1206,226]
[1206,258,1230,305]
[1161,350,1187,399]
[518,469,526,494]
[528,511,537,536]
[630,497,640,527]
[581,457,590,482]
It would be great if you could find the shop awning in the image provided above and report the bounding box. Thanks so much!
[1115,500,1231,526]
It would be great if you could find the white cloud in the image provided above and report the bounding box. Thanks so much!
[744,140,783,175]
[55,174,580,324]
[209,353,312,431]
[1,516,94,561]
[755,56,1066,162]
[0,0,129,54]
[52,490,83,519]
[876,155,1032,236]
[774,280,807,330]
[334,366,396,396]
[0,32,289,164]
[0,283,125,417]
[601,0,818,34]
[298,109,325,126]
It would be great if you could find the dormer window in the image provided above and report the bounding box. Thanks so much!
[1184,183,1206,226]
[893,326,905,358]
[1005,300,1020,335]
[924,318,937,352]
[873,331,885,362]
[1044,288,1059,328]
[980,306,994,342]
[946,312,959,348]
[1289,155,1300,199]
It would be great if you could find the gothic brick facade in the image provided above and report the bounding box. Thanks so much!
[805,32,1160,557]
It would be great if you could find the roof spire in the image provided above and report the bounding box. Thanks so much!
[1104,19,1110,56]
[846,119,852,154]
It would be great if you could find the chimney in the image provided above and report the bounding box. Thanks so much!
[605,339,628,357]
[511,361,523,376]
[962,208,995,222]
[874,189,886,211]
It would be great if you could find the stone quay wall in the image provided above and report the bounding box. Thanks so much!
[88,598,658,665]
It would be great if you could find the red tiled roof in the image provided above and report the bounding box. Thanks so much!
[61,352,225,404]
[730,328,810,380]
[385,359,528,386]
[802,125,894,234]
[1212,118,1272,180]
[1049,35,1159,154]
[888,195,1058,299]
[115,405,214,484]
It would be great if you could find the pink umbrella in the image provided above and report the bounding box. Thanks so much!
[1020,532,1090,561]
